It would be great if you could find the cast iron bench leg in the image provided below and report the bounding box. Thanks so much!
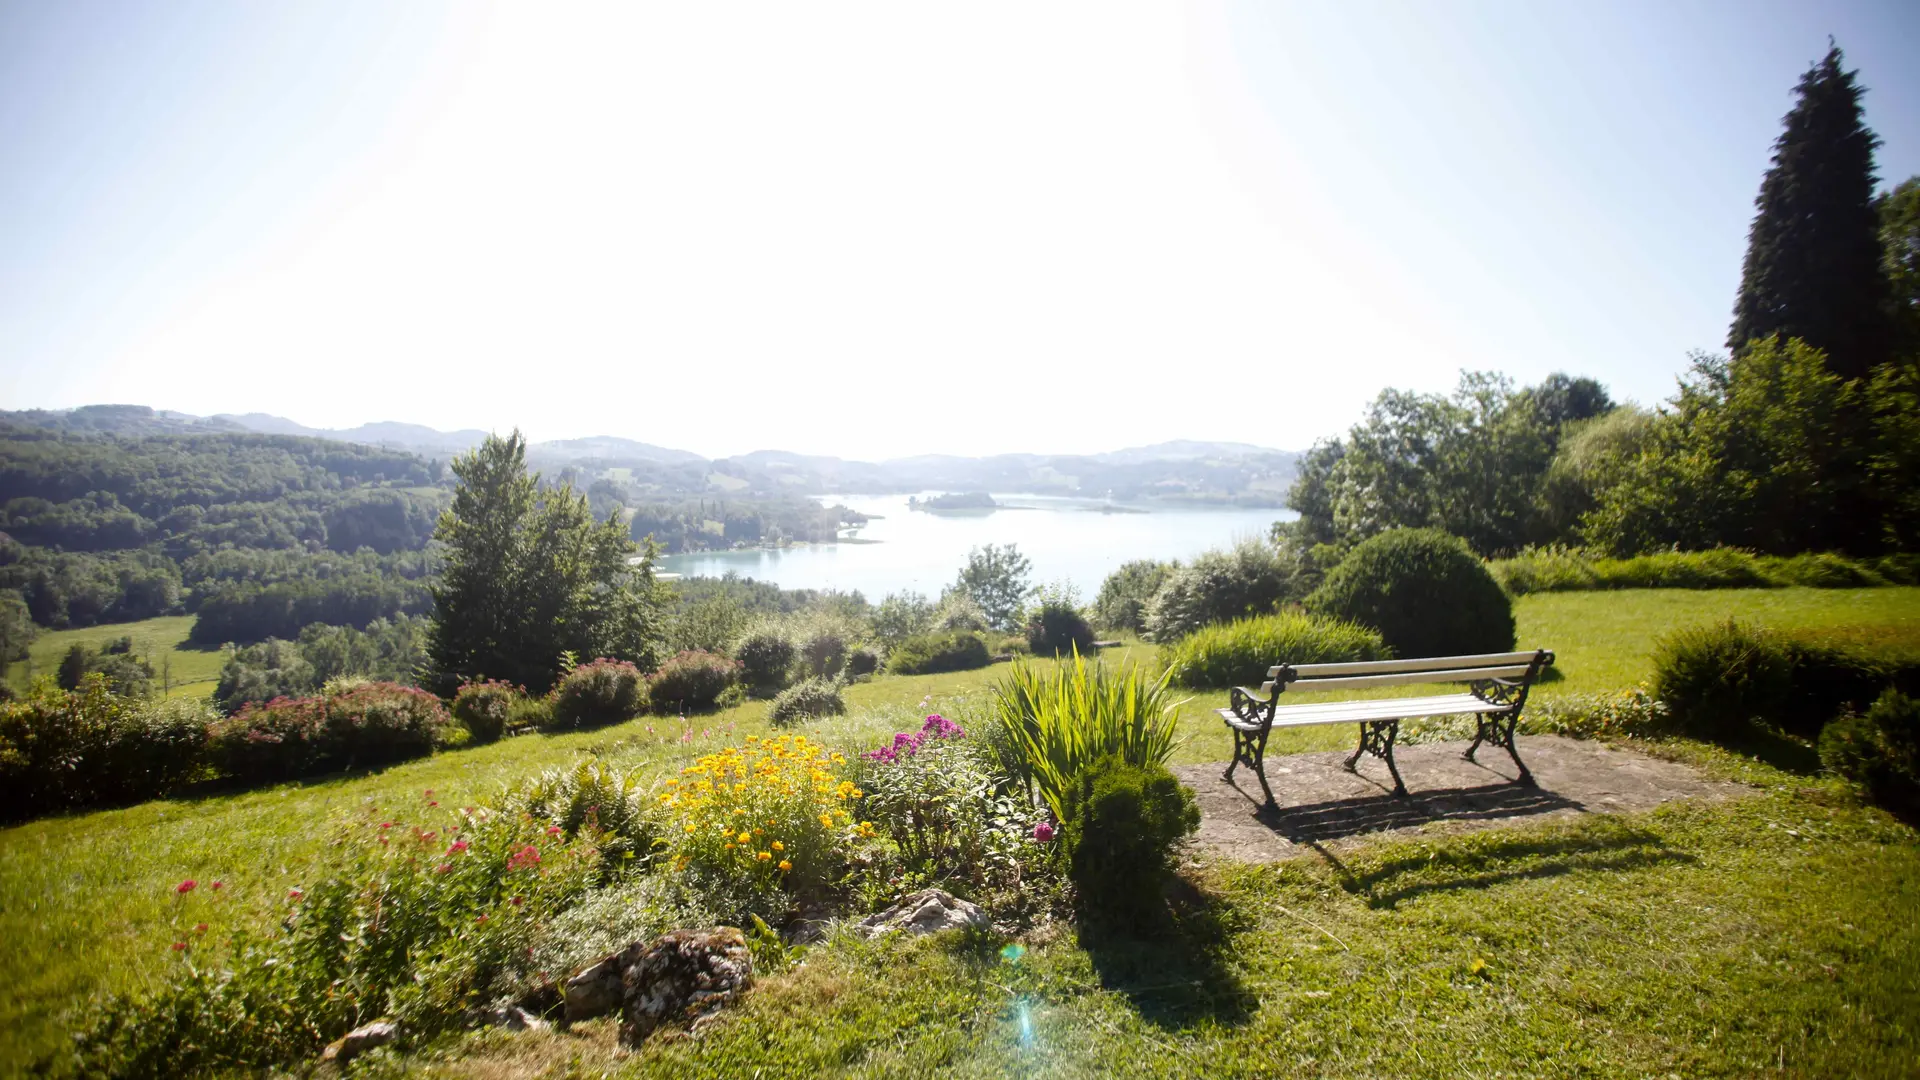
[1345,720,1408,796]
[1466,713,1535,787]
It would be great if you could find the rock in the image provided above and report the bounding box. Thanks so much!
[561,955,626,1026]
[619,927,754,1047]
[853,888,990,939]
[320,1019,397,1064]
[479,1004,549,1032]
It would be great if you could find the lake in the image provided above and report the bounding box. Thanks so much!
[656,493,1295,600]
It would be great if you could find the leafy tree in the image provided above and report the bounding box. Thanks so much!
[1880,176,1920,358]
[0,590,35,662]
[1729,45,1891,380]
[427,432,665,694]
[1091,559,1177,634]
[952,543,1032,631]
[871,591,935,648]
[57,644,91,691]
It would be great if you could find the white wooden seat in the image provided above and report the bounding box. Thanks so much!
[1217,650,1554,802]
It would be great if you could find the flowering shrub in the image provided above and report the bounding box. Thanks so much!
[0,676,211,819]
[504,757,659,877]
[656,734,870,910]
[863,713,965,763]
[451,679,521,743]
[209,682,449,784]
[546,659,648,731]
[74,794,602,1074]
[649,650,741,713]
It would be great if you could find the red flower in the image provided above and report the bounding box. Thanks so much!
[506,845,541,872]
[171,942,188,952]
[476,914,489,924]
[288,888,304,901]
[175,879,197,894]
[447,841,470,855]
[510,895,523,907]
[379,822,393,830]
[545,825,562,837]
[194,923,208,934]
[435,863,453,874]
[424,789,435,799]
[427,801,439,808]
[209,881,223,891]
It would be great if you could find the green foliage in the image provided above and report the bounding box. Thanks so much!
[931,590,989,633]
[428,431,665,695]
[989,654,1183,822]
[1025,593,1095,657]
[1306,528,1515,659]
[1820,688,1919,817]
[648,649,740,713]
[734,629,796,695]
[1090,559,1177,634]
[212,616,428,713]
[887,631,991,676]
[1881,175,1920,357]
[799,628,849,680]
[1729,46,1891,380]
[1531,407,1657,541]
[1491,546,1903,595]
[0,676,210,819]
[1061,756,1199,930]
[952,543,1032,631]
[209,683,450,784]
[767,677,847,727]
[1143,538,1298,642]
[0,589,37,661]
[1160,612,1389,689]
[544,658,649,731]
[872,591,935,648]
[505,758,660,875]
[666,591,751,655]
[1650,620,1918,739]
[56,639,155,697]
[449,679,519,743]
[845,645,882,679]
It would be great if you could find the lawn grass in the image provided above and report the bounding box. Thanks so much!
[4,614,225,699]
[2,587,1918,1075]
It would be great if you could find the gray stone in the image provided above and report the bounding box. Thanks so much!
[561,955,626,1026]
[320,1019,397,1064]
[482,1004,549,1032]
[620,927,754,1047]
[854,888,989,939]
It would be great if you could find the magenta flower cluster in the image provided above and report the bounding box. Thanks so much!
[863,714,965,763]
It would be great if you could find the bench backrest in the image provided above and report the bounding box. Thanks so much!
[1260,650,1554,695]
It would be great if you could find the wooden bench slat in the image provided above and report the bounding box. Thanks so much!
[1273,664,1535,692]
[1216,693,1508,731]
[1270,651,1547,679]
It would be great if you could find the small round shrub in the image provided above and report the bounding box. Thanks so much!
[1819,688,1918,818]
[735,630,796,696]
[547,660,649,731]
[996,634,1031,657]
[649,650,741,713]
[1026,599,1097,657]
[210,682,448,784]
[1143,540,1296,642]
[845,646,882,679]
[1160,612,1390,689]
[1650,620,1793,738]
[768,678,847,727]
[1304,528,1514,659]
[887,631,991,676]
[800,630,849,680]
[1062,756,1200,931]
[451,679,520,743]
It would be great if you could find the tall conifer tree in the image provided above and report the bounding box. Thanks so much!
[1729,44,1890,380]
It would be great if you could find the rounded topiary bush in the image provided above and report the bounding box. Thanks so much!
[1304,528,1514,659]
[1820,688,1919,817]
[547,660,649,731]
[767,678,847,727]
[452,679,520,743]
[735,630,796,696]
[1063,756,1200,931]
[845,646,882,679]
[800,630,849,680]
[1160,612,1390,689]
[649,650,741,713]
[1026,599,1097,658]
[887,631,991,676]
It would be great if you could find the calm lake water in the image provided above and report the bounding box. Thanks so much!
[656,493,1295,600]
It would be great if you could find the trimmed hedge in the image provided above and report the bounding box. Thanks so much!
[1306,528,1514,659]
[1491,546,1917,596]
[1160,612,1390,689]
[1820,688,1919,818]
[768,678,847,727]
[451,679,520,743]
[888,631,992,676]
[1651,620,1920,739]
[735,630,796,696]
[1062,756,1199,931]
[1026,599,1096,657]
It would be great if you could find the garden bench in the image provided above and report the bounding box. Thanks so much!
[1217,650,1555,803]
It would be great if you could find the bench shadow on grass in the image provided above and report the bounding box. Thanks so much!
[1073,875,1259,1031]
[1252,780,1586,846]
[1309,819,1695,910]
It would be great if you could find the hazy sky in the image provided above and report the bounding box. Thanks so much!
[3,1,1916,460]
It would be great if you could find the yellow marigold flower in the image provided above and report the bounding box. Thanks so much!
[818,814,834,828]
[778,859,792,872]
[771,840,784,851]
[753,828,764,837]
[757,851,772,861]
[684,823,696,833]
[737,831,751,844]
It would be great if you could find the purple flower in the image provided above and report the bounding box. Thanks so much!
[1033,822,1056,843]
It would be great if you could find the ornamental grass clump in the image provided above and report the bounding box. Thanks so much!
[990,653,1184,821]
[1159,611,1389,689]
[656,734,872,911]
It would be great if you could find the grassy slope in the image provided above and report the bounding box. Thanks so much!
[1,588,1918,1074]
[4,615,225,699]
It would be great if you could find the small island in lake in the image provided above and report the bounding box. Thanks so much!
[909,491,999,512]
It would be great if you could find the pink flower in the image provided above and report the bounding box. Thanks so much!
[175,880,197,895]
[171,941,187,952]
[420,831,437,842]
[1033,822,1056,843]
[427,801,440,808]
[288,888,304,901]
[506,845,541,872]
[434,863,453,874]
[447,841,470,855]
[194,922,208,934]
[379,822,393,830]
[510,895,524,907]
[209,881,223,891]
[424,789,435,799]
[476,914,489,924]
[546,825,562,837]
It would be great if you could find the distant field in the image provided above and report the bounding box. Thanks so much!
[5,615,223,699]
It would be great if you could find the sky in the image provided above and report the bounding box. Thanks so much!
[2,1,1916,461]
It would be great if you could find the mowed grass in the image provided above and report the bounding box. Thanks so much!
[5,615,225,699]
[1,587,1917,1074]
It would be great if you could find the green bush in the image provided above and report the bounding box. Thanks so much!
[1820,689,1920,817]
[0,677,210,819]
[990,654,1182,821]
[1143,539,1296,642]
[767,678,847,727]
[1062,756,1199,930]
[1026,598,1096,657]
[505,758,660,876]
[1160,612,1390,689]
[1490,546,1897,595]
[209,682,449,785]
[845,646,882,679]
[1651,621,1920,739]
[649,649,741,713]
[888,631,991,675]
[450,679,520,743]
[546,659,648,731]
[1306,528,1514,659]
[1092,559,1177,634]
[735,630,796,696]
[800,630,849,680]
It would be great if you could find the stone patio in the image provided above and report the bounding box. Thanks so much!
[1172,735,1747,863]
